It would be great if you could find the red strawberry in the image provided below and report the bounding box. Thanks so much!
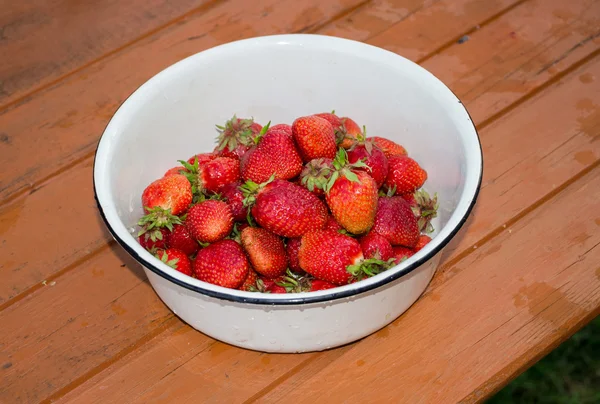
[368,136,407,157]
[269,123,292,137]
[220,181,248,222]
[324,149,378,235]
[339,117,362,149]
[266,283,288,294]
[292,116,337,162]
[358,231,394,261]
[309,279,337,292]
[187,152,217,166]
[299,158,333,197]
[214,115,262,159]
[392,246,415,263]
[315,112,343,131]
[384,155,427,194]
[241,178,328,238]
[324,216,343,232]
[240,123,303,184]
[193,239,249,289]
[166,224,199,256]
[298,230,392,285]
[239,267,260,291]
[164,166,189,177]
[373,196,420,247]
[415,235,432,251]
[138,174,191,242]
[138,228,169,251]
[182,155,241,196]
[156,248,193,276]
[347,135,389,188]
[141,174,192,216]
[185,200,233,243]
[286,238,303,274]
[240,227,288,278]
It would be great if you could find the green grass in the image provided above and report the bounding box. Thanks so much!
[488,316,600,404]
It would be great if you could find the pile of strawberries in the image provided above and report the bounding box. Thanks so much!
[136,112,438,293]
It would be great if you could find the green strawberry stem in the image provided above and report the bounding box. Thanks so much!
[414,190,439,233]
[137,206,182,236]
[178,157,206,202]
[239,174,275,208]
[346,257,396,281]
[157,252,179,269]
[251,121,271,145]
[215,115,256,151]
[324,148,370,193]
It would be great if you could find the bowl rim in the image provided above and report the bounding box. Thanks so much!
[93,33,483,306]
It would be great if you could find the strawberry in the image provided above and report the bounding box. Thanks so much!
[324,149,378,235]
[309,279,337,292]
[269,123,292,137]
[299,158,333,197]
[193,239,249,289]
[392,246,415,263]
[156,248,193,276]
[180,155,240,196]
[220,181,248,222]
[137,174,191,242]
[384,155,427,195]
[292,115,337,162]
[338,117,362,149]
[415,235,432,251]
[141,174,192,216]
[240,123,303,184]
[373,196,420,247]
[166,224,199,256]
[240,227,288,278]
[185,200,233,243]
[324,216,344,232]
[164,166,189,177]
[358,231,394,261]
[239,267,260,291]
[315,112,343,132]
[346,133,389,188]
[241,178,328,238]
[299,230,393,285]
[368,136,407,157]
[286,238,303,274]
[214,115,262,159]
[187,152,217,166]
[138,227,169,251]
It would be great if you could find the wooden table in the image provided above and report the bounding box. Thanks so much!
[1,0,599,402]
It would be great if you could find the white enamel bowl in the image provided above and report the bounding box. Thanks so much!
[94,34,482,353]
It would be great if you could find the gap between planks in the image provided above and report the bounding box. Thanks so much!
[41,66,600,404]
[0,0,529,209]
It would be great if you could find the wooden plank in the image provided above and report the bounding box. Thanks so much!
[0,0,520,204]
[0,243,175,403]
[56,32,600,404]
[252,166,600,403]
[1,0,597,306]
[0,0,219,108]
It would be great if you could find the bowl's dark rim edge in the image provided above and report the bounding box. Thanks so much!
[92,76,483,308]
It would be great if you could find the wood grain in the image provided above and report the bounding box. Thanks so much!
[0,0,521,204]
[0,0,221,108]
[253,165,600,403]
[61,53,600,404]
[52,26,600,404]
[1,0,597,307]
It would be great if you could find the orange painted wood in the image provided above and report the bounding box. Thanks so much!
[254,166,600,403]
[0,243,174,403]
[0,0,599,402]
[1,0,596,307]
[60,51,600,404]
[0,0,519,203]
[0,0,219,107]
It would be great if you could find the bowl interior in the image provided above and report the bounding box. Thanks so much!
[94,34,481,302]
